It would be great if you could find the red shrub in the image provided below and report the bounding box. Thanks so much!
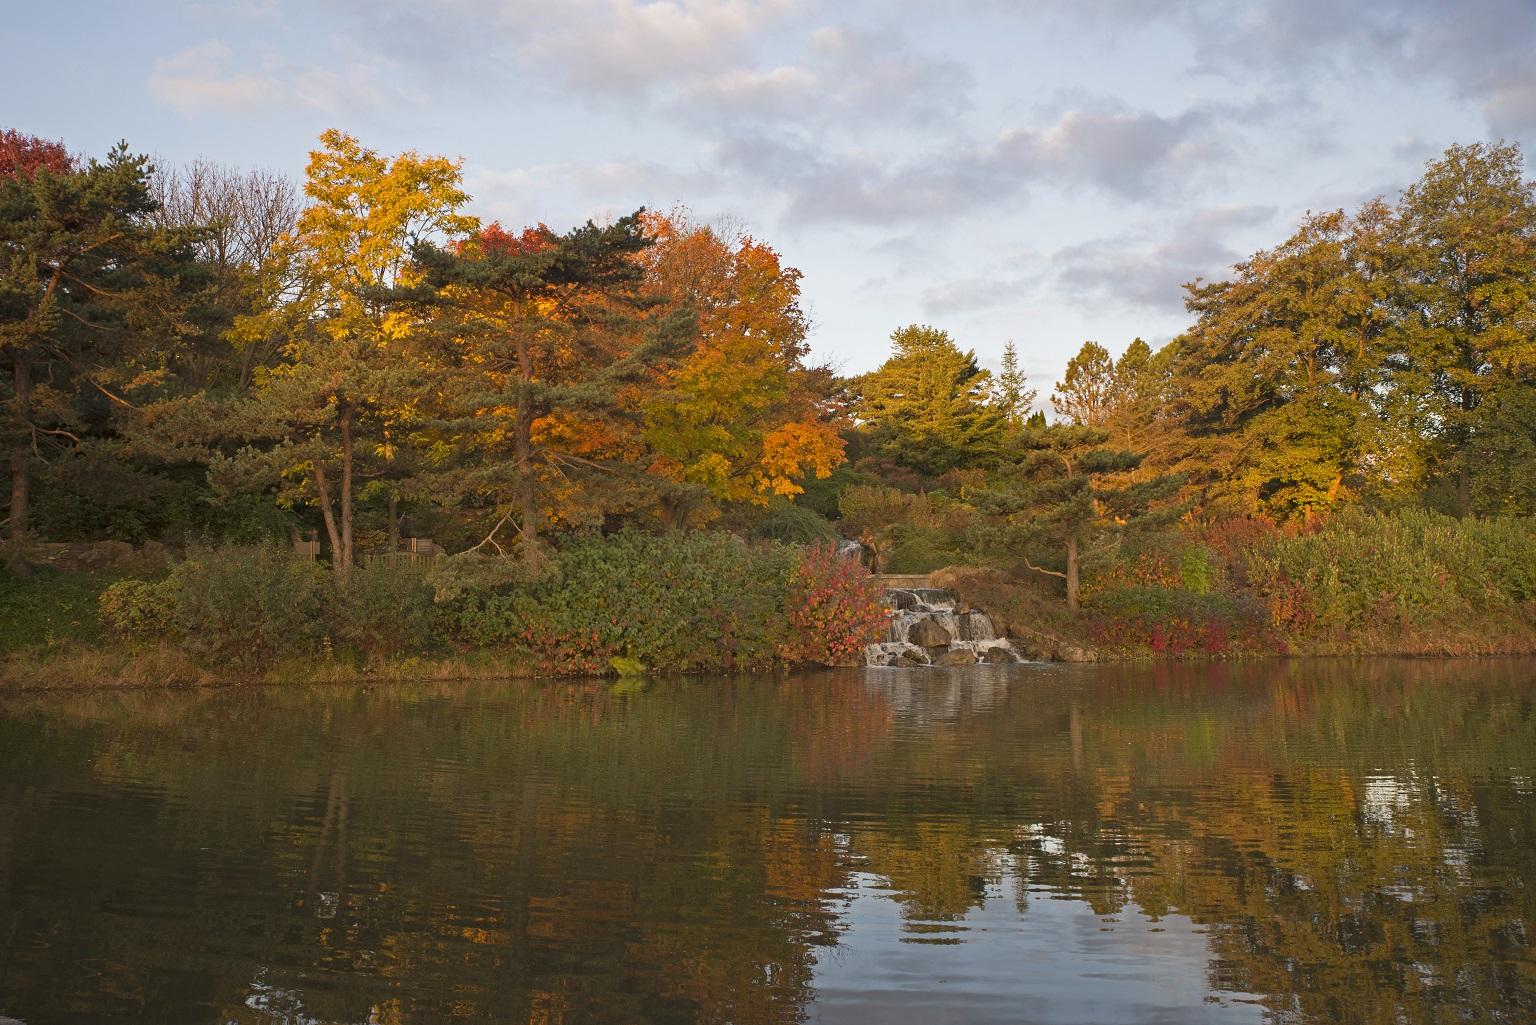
[781,545,889,667]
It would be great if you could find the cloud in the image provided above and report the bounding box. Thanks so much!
[316,0,804,99]
[149,41,273,114]
[713,97,1250,225]
[149,39,404,116]
[1183,0,1536,140]
[520,0,800,94]
[1053,203,1276,314]
[680,24,971,130]
[921,275,1029,316]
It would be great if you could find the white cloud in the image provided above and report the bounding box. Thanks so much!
[149,39,406,117]
[149,41,272,114]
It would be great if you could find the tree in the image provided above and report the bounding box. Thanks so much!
[1167,204,1405,520]
[1,133,193,570]
[1394,142,1536,514]
[412,214,694,561]
[993,340,1037,428]
[853,324,1005,477]
[220,130,475,576]
[639,211,844,522]
[973,425,1183,611]
[1051,341,1116,426]
[148,159,302,391]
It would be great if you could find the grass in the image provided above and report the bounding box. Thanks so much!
[0,567,121,656]
[0,640,535,692]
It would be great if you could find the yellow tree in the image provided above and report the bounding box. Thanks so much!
[218,130,475,575]
[640,211,844,523]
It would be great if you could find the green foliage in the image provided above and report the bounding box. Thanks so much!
[973,423,1185,610]
[883,528,971,574]
[455,530,796,675]
[994,340,1037,427]
[98,577,177,640]
[331,562,441,658]
[852,325,1006,477]
[0,567,116,654]
[163,545,328,672]
[1245,509,1536,637]
[739,501,837,545]
[450,531,884,675]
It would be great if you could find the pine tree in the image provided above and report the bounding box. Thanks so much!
[994,340,1037,428]
[412,214,694,561]
[1051,341,1116,426]
[1,135,196,571]
[853,324,1006,477]
[973,424,1184,612]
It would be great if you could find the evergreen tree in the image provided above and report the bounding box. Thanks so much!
[974,424,1183,611]
[994,340,1037,427]
[412,215,694,561]
[1,135,196,570]
[853,324,1006,477]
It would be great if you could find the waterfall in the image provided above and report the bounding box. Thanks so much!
[864,587,1023,667]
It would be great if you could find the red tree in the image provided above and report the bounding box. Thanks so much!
[0,128,70,179]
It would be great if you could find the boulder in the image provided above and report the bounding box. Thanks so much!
[934,648,978,666]
[981,646,1018,664]
[909,617,952,648]
[1053,643,1095,663]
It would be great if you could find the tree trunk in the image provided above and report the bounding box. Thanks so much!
[7,351,32,576]
[386,492,400,550]
[338,406,354,575]
[1065,535,1080,613]
[312,461,344,581]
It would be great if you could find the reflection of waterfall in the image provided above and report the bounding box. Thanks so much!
[864,587,1022,667]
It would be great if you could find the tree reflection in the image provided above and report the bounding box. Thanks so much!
[0,659,1533,1023]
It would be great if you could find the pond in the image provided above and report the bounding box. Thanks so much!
[1,659,1534,1024]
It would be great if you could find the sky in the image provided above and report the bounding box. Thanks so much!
[6,0,1536,390]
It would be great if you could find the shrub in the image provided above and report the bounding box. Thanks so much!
[165,544,328,672]
[780,544,888,666]
[742,502,838,545]
[98,578,177,640]
[1242,509,1536,640]
[332,562,440,658]
[1088,586,1275,656]
[455,530,797,675]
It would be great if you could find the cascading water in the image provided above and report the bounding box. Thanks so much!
[864,587,1022,667]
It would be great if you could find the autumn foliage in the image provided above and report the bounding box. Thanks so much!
[780,544,889,667]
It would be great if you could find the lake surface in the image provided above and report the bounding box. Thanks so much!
[2,659,1535,1024]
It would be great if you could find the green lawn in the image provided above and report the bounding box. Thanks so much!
[0,569,116,655]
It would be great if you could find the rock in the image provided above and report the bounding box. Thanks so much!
[934,648,978,666]
[1054,643,1095,663]
[957,611,999,641]
[981,646,1017,664]
[909,617,953,648]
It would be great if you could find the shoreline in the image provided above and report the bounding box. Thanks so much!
[5,640,1536,695]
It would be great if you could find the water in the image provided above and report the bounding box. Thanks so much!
[1,658,1534,1024]
[865,587,1019,666]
